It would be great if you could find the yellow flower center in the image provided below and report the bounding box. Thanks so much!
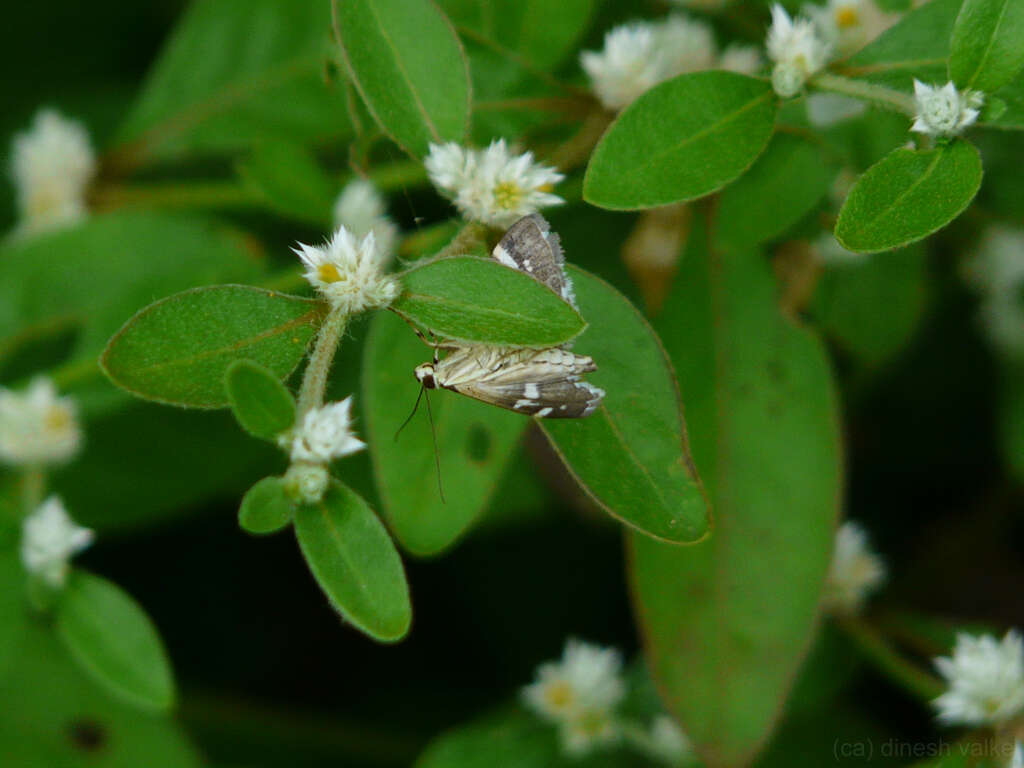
[45,407,71,432]
[317,263,342,283]
[836,6,859,28]
[493,181,524,210]
[543,680,575,712]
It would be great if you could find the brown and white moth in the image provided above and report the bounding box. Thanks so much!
[414,214,605,418]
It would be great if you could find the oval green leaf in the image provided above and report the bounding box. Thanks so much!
[949,0,1024,93]
[333,0,470,158]
[102,286,323,409]
[55,571,176,712]
[835,140,982,254]
[718,132,838,247]
[629,227,841,765]
[237,141,336,226]
[393,256,586,347]
[293,481,412,642]
[583,71,777,210]
[225,359,297,440]
[540,267,709,544]
[363,310,527,555]
[239,476,295,534]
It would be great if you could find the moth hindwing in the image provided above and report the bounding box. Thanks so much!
[491,213,577,308]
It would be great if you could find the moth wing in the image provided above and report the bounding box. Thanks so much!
[474,348,596,384]
[492,214,575,307]
[455,377,604,419]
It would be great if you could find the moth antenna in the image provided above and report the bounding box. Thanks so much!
[424,388,445,504]
[395,384,424,441]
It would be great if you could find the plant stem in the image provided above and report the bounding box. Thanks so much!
[809,72,916,116]
[839,615,945,702]
[296,306,348,417]
[91,180,262,212]
[21,467,44,514]
[434,221,489,259]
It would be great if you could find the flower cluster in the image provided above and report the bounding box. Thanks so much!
[10,108,96,238]
[20,496,93,588]
[522,639,627,755]
[911,80,983,138]
[822,521,887,614]
[963,226,1024,358]
[288,397,366,465]
[425,140,564,228]
[766,4,833,97]
[806,0,897,57]
[294,226,400,315]
[332,179,399,264]
[580,14,762,111]
[933,630,1024,726]
[0,377,82,466]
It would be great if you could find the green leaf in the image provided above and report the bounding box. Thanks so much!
[541,267,709,544]
[293,481,412,642]
[949,0,1024,93]
[999,359,1024,483]
[630,227,841,764]
[835,140,982,254]
[393,256,586,346]
[984,76,1024,129]
[0,551,28,682]
[841,0,961,89]
[225,360,297,440]
[584,72,777,210]
[363,310,526,555]
[0,212,262,370]
[334,0,471,157]
[717,133,838,248]
[115,0,350,164]
[239,476,295,534]
[237,141,336,225]
[813,245,928,365]
[55,571,176,713]
[101,286,322,409]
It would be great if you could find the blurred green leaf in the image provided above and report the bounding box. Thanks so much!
[630,226,841,765]
[238,476,294,534]
[225,360,297,441]
[841,0,961,89]
[101,286,322,409]
[55,570,176,713]
[115,0,349,164]
[984,76,1024,128]
[293,480,412,642]
[0,212,263,369]
[363,309,526,555]
[949,0,1024,93]
[541,267,709,544]
[584,72,777,210]
[812,245,928,365]
[393,256,586,347]
[999,359,1024,482]
[0,550,28,683]
[718,133,838,248]
[835,141,982,254]
[334,0,470,158]
[0,623,200,767]
[237,141,336,225]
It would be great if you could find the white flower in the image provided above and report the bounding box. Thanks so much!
[283,463,330,504]
[806,0,898,56]
[719,44,764,75]
[766,4,832,96]
[293,226,400,315]
[646,715,693,764]
[933,631,1024,726]
[656,15,717,75]
[425,140,564,228]
[1011,741,1023,768]
[963,226,1024,357]
[20,496,93,588]
[289,397,366,464]
[911,80,983,137]
[10,108,96,238]
[332,179,399,264]
[522,639,626,755]
[822,521,886,614]
[0,377,82,466]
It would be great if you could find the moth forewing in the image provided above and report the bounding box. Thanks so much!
[491,213,577,309]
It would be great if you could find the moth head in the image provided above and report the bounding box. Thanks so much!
[414,363,437,389]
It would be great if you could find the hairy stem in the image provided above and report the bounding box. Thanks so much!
[296,307,348,418]
[810,72,916,115]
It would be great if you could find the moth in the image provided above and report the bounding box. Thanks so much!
[413,214,605,418]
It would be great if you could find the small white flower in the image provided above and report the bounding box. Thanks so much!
[332,179,399,264]
[933,630,1024,726]
[806,0,897,56]
[656,15,717,76]
[560,709,620,756]
[766,4,832,96]
[911,80,982,137]
[0,377,82,466]
[822,521,886,614]
[719,44,764,75]
[646,715,693,765]
[283,463,331,504]
[1011,741,1023,768]
[963,226,1024,357]
[293,226,400,315]
[20,496,93,588]
[289,397,366,464]
[426,140,564,228]
[10,108,96,238]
